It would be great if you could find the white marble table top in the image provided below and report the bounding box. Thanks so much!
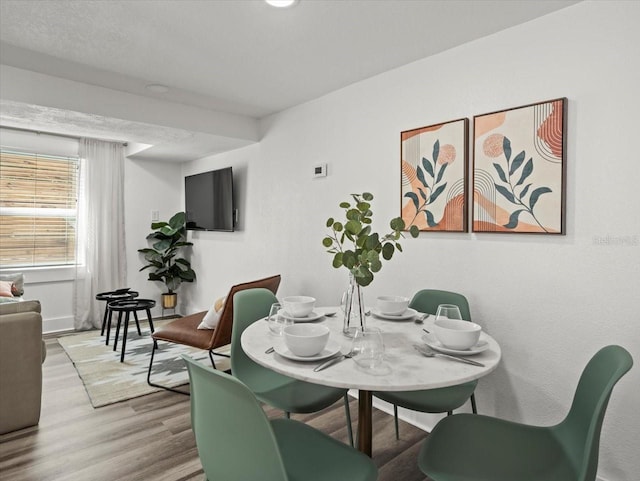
[241,307,501,392]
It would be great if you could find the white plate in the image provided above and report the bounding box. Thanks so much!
[278,309,324,322]
[421,333,489,356]
[274,340,341,362]
[371,307,418,321]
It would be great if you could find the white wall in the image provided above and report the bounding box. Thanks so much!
[183,3,640,480]
[124,157,183,315]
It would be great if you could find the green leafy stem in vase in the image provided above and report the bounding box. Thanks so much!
[323,192,419,287]
[492,136,551,232]
[404,139,448,228]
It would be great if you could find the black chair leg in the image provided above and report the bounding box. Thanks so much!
[393,404,400,440]
[146,340,190,395]
[208,350,217,370]
[470,393,478,414]
[209,349,232,373]
[344,393,354,447]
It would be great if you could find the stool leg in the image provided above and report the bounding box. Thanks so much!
[133,310,142,335]
[100,304,109,336]
[146,308,155,333]
[114,311,123,351]
[105,308,114,345]
[120,311,130,363]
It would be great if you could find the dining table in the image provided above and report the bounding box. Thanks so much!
[240,307,501,456]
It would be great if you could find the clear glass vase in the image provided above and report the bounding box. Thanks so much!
[342,271,366,337]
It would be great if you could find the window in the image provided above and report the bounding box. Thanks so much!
[0,149,80,268]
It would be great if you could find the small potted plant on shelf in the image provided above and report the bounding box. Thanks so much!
[322,192,419,335]
[138,211,196,309]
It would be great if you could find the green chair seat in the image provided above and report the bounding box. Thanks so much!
[420,414,575,481]
[418,345,633,481]
[183,355,377,481]
[231,288,353,444]
[376,380,477,413]
[272,418,377,481]
[374,289,478,439]
[255,377,350,414]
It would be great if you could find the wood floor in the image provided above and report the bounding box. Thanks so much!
[0,338,430,481]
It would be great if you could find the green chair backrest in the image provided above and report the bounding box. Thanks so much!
[230,288,282,388]
[182,355,289,481]
[554,345,633,481]
[409,289,472,321]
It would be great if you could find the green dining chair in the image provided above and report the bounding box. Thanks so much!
[373,289,478,439]
[418,345,633,481]
[182,355,377,481]
[230,288,354,446]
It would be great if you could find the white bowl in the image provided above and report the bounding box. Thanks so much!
[283,324,330,357]
[433,319,482,350]
[376,295,410,315]
[282,296,316,317]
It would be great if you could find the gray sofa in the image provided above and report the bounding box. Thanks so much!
[0,300,46,434]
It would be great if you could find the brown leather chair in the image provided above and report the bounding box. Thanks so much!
[147,274,281,394]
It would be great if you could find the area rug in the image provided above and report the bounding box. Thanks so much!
[58,319,230,408]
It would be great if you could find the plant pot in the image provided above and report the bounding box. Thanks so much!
[161,293,177,309]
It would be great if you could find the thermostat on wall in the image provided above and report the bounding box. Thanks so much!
[313,163,328,178]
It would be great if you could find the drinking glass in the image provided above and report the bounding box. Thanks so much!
[267,302,293,336]
[435,304,463,321]
[350,327,384,369]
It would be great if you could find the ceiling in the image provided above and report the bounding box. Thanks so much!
[0,0,580,161]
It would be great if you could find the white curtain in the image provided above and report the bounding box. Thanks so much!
[73,139,126,330]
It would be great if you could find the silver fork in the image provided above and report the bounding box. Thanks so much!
[413,344,485,367]
[314,350,356,372]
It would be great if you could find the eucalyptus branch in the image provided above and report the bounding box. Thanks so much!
[323,192,418,287]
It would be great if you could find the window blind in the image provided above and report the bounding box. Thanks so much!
[0,149,79,268]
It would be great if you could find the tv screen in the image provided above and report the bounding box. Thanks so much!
[185,167,235,232]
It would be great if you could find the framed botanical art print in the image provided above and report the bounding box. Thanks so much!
[472,98,567,234]
[401,118,468,232]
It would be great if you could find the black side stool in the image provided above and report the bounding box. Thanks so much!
[96,289,139,345]
[108,299,156,362]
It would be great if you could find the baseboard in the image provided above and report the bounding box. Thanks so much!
[43,328,75,339]
[43,315,74,334]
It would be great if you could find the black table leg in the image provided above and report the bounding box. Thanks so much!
[100,305,109,336]
[120,311,130,362]
[133,310,141,335]
[146,308,155,333]
[105,307,114,345]
[113,311,123,351]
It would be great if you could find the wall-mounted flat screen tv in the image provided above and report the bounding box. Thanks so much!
[185,167,235,232]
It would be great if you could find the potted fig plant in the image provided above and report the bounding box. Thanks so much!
[138,211,196,309]
[323,192,419,335]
